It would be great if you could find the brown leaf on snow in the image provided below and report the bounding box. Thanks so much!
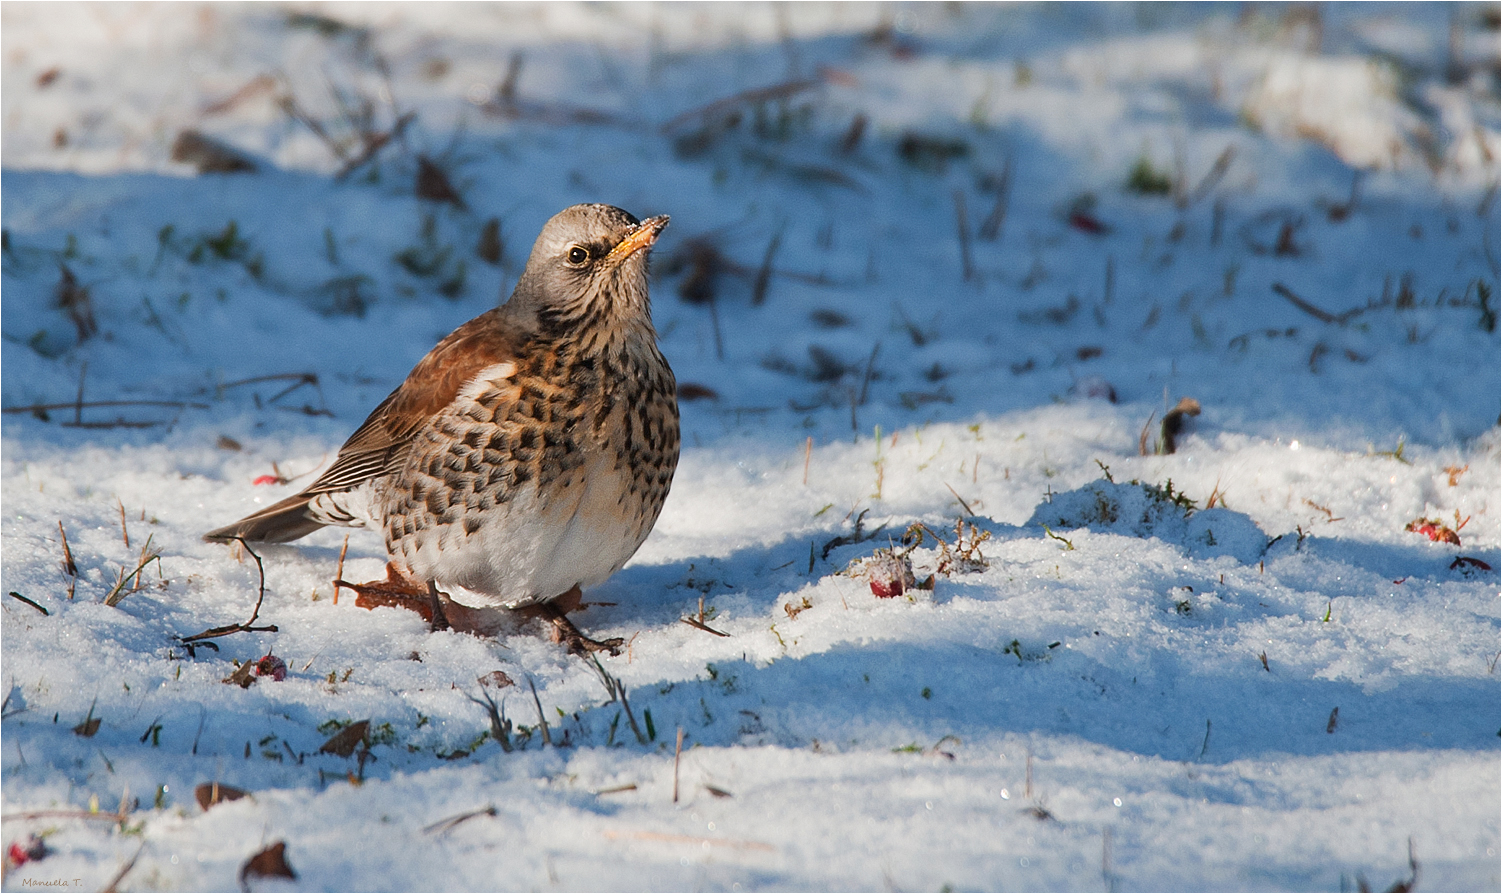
[194,782,249,811]
[318,720,370,757]
[239,841,296,888]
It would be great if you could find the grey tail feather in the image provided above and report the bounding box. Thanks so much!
[204,492,326,544]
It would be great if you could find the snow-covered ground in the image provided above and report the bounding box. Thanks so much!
[2,3,1499,890]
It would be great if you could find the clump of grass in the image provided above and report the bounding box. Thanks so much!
[1125,154,1173,195]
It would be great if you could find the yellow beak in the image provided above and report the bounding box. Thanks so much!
[606,215,669,264]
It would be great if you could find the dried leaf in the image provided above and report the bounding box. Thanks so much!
[73,704,101,737]
[194,782,249,810]
[476,217,503,265]
[171,130,257,174]
[415,156,465,208]
[319,719,369,757]
[239,841,296,888]
[222,661,257,689]
[478,671,514,690]
[1160,397,1201,454]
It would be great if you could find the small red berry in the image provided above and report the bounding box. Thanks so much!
[255,654,287,681]
[8,835,47,867]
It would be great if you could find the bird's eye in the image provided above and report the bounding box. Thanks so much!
[566,245,590,266]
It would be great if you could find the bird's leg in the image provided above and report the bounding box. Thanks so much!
[427,580,450,632]
[533,588,624,656]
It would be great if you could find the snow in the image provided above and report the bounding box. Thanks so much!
[2,2,1498,891]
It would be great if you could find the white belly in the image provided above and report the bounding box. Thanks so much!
[392,448,647,609]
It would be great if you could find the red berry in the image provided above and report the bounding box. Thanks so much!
[1068,211,1107,234]
[255,654,287,681]
[8,835,47,866]
[251,475,280,486]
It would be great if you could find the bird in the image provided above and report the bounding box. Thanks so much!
[206,204,680,654]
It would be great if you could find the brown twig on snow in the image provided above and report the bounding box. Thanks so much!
[335,110,416,182]
[101,842,147,894]
[1272,282,1345,324]
[979,159,1012,242]
[751,229,782,306]
[602,829,775,852]
[333,534,350,605]
[117,498,131,549]
[660,78,821,133]
[1,809,130,823]
[180,538,277,642]
[422,805,498,836]
[1181,145,1236,208]
[2,399,210,417]
[7,592,48,615]
[943,482,975,517]
[1138,412,1157,456]
[680,616,731,637]
[104,534,160,607]
[953,189,974,281]
[672,727,684,803]
[527,677,553,747]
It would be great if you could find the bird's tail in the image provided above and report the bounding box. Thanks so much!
[203,492,327,544]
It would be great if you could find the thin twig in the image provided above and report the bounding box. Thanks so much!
[117,498,130,549]
[1138,412,1157,456]
[1,809,131,823]
[180,538,276,641]
[1182,145,1236,207]
[422,805,497,835]
[979,158,1012,241]
[58,521,78,577]
[215,372,318,392]
[101,841,146,893]
[751,229,782,306]
[707,292,725,361]
[660,78,820,133]
[466,686,513,753]
[333,534,349,605]
[679,617,730,637]
[2,399,210,415]
[75,360,87,425]
[528,677,553,747]
[953,189,973,281]
[104,534,159,607]
[1272,282,1343,324]
[602,829,774,851]
[7,592,48,615]
[593,783,638,795]
[335,111,416,181]
[857,342,881,406]
[672,728,684,803]
[943,482,975,516]
[803,436,812,486]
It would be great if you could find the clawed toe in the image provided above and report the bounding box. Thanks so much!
[537,599,623,656]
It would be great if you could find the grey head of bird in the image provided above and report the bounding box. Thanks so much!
[505,203,669,341]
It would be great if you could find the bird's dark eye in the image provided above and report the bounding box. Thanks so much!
[566,245,590,266]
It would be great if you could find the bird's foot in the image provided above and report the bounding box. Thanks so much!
[531,590,624,656]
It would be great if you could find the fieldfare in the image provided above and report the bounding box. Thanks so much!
[207,204,680,653]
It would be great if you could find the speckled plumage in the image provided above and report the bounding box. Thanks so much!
[207,204,679,624]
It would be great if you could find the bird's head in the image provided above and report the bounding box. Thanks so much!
[508,204,669,343]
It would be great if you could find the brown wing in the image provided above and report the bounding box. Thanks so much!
[204,308,523,543]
